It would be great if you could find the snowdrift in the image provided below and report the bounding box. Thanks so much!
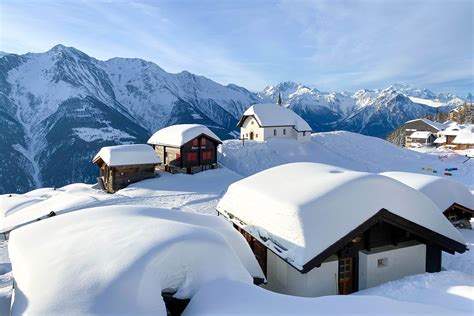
[218,131,474,188]
[183,279,466,315]
[8,205,264,315]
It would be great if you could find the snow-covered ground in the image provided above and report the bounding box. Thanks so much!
[0,131,473,314]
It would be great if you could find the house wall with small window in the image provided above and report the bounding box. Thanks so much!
[358,242,426,290]
[264,250,338,297]
[240,116,264,141]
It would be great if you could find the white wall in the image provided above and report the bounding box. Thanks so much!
[240,116,265,141]
[358,242,426,290]
[264,250,338,297]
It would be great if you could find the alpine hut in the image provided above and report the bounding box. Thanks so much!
[237,104,312,142]
[148,124,222,174]
[381,172,474,228]
[93,144,160,193]
[217,162,466,297]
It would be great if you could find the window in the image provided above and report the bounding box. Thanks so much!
[273,129,277,136]
[192,138,198,146]
[176,153,180,160]
[187,152,197,161]
[202,151,212,160]
[283,129,286,135]
[251,121,254,125]
[255,134,258,138]
[303,132,306,136]
[246,133,248,138]
[202,138,207,145]
[377,258,388,268]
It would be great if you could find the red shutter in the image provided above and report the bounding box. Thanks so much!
[187,152,197,161]
[176,153,180,160]
[193,138,198,146]
[202,138,206,145]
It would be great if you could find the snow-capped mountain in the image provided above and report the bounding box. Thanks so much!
[0,45,466,194]
[0,45,258,193]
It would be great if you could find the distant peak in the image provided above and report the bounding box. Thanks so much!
[48,44,87,58]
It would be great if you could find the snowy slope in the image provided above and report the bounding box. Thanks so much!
[218,132,474,188]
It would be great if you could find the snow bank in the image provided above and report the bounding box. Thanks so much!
[148,124,221,147]
[217,162,465,269]
[356,270,474,313]
[93,144,160,167]
[381,172,473,211]
[183,279,464,315]
[9,205,263,315]
[240,103,312,131]
[218,131,474,188]
[442,227,474,275]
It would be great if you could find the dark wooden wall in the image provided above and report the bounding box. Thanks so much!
[100,163,156,193]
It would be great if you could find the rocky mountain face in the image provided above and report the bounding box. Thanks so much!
[0,45,465,193]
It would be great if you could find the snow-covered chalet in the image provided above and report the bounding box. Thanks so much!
[148,124,222,174]
[237,103,312,142]
[93,144,161,193]
[217,162,466,297]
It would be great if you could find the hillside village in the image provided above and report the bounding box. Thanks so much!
[0,101,473,315]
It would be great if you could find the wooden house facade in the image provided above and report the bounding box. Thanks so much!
[401,119,446,147]
[217,163,466,297]
[93,144,160,193]
[148,124,222,174]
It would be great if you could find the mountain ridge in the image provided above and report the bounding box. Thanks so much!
[0,44,466,194]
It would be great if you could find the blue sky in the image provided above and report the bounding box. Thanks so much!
[1,0,472,96]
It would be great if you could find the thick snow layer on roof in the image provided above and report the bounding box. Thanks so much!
[182,279,464,315]
[93,144,160,166]
[241,103,312,131]
[453,127,474,144]
[8,205,262,315]
[380,172,474,211]
[217,162,465,269]
[434,136,446,144]
[405,118,447,131]
[409,131,433,139]
[148,124,221,147]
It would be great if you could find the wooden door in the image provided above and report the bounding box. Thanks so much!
[338,257,354,294]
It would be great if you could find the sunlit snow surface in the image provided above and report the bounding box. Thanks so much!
[0,133,473,314]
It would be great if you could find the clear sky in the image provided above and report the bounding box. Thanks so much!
[1,0,472,96]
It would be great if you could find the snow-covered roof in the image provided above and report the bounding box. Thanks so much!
[409,131,433,139]
[238,103,312,131]
[452,127,474,144]
[217,162,465,270]
[434,136,446,144]
[147,124,221,147]
[440,124,463,136]
[380,172,474,212]
[405,118,447,131]
[8,205,264,314]
[93,144,160,167]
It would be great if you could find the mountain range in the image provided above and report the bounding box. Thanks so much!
[0,45,466,194]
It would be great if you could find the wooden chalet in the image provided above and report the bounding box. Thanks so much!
[405,131,435,148]
[93,144,160,193]
[217,163,466,297]
[401,118,446,148]
[382,171,474,229]
[148,124,222,174]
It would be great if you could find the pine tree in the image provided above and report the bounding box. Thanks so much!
[277,92,282,106]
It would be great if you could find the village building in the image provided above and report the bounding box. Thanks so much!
[400,118,446,147]
[148,124,222,174]
[452,126,474,150]
[93,144,160,193]
[381,172,474,229]
[237,103,312,142]
[405,131,435,148]
[217,162,466,297]
[438,125,462,148]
